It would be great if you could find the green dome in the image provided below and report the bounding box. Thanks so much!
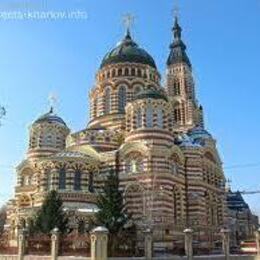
[100,31,157,69]
[135,87,168,102]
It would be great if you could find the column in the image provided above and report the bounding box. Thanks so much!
[18,228,27,260]
[91,226,109,260]
[143,228,153,260]
[255,228,260,257]
[51,227,60,260]
[184,228,193,260]
[221,228,230,260]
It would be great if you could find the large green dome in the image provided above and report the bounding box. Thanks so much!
[100,31,157,69]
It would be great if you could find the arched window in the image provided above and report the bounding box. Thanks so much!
[146,105,153,128]
[43,132,56,147]
[78,220,85,234]
[20,176,24,186]
[104,87,111,114]
[93,98,98,118]
[131,68,136,76]
[136,108,142,128]
[126,160,144,174]
[59,168,66,190]
[88,172,94,193]
[74,170,82,191]
[46,171,51,191]
[157,108,163,128]
[174,107,181,123]
[125,153,144,174]
[125,68,129,76]
[174,80,181,95]
[118,86,126,113]
[134,85,142,95]
[137,69,142,77]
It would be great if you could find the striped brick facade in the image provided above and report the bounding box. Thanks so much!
[6,18,228,250]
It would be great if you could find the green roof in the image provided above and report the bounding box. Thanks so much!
[135,88,168,102]
[100,31,157,69]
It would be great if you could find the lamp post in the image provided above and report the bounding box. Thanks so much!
[220,228,230,260]
[255,227,260,256]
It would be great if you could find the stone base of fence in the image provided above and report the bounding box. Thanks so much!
[1,255,260,260]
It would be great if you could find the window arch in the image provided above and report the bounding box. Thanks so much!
[104,87,111,114]
[88,172,94,193]
[74,170,82,191]
[134,85,142,95]
[146,105,153,128]
[118,85,127,113]
[157,108,163,128]
[59,168,66,190]
[136,108,142,128]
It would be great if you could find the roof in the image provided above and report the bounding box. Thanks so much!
[33,107,67,127]
[227,191,249,211]
[167,17,191,67]
[188,126,213,140]
[134,88,168,102]
[100,31,157,69]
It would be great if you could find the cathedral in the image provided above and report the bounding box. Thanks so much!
[6,16,228,250]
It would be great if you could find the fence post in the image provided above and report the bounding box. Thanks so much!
[221,228,230,260]
[18,228,27,260]
[51,227,60,260]
[143,228,153,260]
[91,226,109,260]
[184,228,193,260]
[255,228,260,257]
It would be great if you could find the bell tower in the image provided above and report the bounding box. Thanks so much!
[166,16,202,132]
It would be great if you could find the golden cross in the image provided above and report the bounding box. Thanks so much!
[48,92,58,112]
[172,0,180,19]
[123,13,135,32]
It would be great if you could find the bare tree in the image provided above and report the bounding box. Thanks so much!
[0,204,7,234]
[0,105,6,126]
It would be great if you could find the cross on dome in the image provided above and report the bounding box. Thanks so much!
[48,92,58,113]
[123,13,135,36]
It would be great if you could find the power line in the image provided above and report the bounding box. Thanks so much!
[224,162,260,170]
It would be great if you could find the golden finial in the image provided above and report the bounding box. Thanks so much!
[48,92,58,113]
[172,0,180,20]
[123,13,135,35]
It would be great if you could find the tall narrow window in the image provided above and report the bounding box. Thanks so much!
[118,86,126,113]
[59,168,66,190]
[174,81,181,95]
[89,172,94,193]
[74,170,81,191]
[157,108,163,128]
[93,98,97,118]
[104,87,111,114]
[46,171,51,191]
[136,108,142,128]
[146,105,153,128]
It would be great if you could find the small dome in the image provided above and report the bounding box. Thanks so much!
[100,31,157,69]
[33,108,67,127]
[135,88,168,102]
[188,126,212,140]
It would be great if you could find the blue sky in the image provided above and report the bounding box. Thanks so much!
[0,0,260,214]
